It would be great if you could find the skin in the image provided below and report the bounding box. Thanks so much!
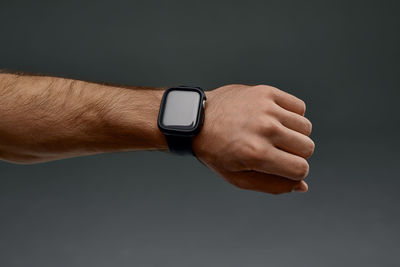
[0,72,314,194]
[193,84,314,194]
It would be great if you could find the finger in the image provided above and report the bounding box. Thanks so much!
[252,147,310,181]
[295,180,309,192]
[221,170,307,195]
[271,88,306,116]
[272,124,315,159]
[273,104,312,136]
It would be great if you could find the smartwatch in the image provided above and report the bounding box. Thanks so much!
[157,86,207,156]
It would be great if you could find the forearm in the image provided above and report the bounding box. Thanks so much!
[0,73,167,164]
[0,72,314,194]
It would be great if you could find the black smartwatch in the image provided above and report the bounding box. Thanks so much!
[157,86,207,156]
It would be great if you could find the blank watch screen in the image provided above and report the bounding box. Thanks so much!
[162,90,201,128]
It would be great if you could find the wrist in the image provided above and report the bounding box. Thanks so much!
[100,86,168,152]
[157,86,208,156]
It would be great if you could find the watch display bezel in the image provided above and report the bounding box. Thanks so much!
[158,86,206,136]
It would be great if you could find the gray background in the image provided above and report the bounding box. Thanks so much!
[0,0,399,266]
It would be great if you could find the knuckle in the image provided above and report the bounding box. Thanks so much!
[239,143,270,169]
[293,159,309,179]
[263,103,279,116]
[253,146,270,163]
[263,120,281,136]
[307,140,315,157]
[254,85,275,97]
[239,144,256,160]
[239,143,261,166]
[302,139,315,158]
[253,147,267,162]
[304,119,313,135]
[266,86,278,98]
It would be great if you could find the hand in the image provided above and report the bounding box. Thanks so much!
[192,84,315,194]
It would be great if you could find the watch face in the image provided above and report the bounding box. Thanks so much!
[161,89,201,129]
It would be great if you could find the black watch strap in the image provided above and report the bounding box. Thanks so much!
[165,135,194,156]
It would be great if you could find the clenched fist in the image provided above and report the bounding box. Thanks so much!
[193,84,315,194]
